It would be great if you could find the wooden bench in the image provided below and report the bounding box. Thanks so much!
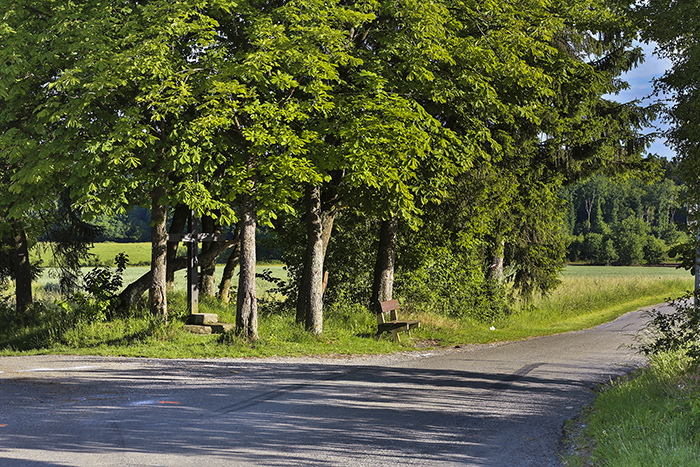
[375,299,420,342]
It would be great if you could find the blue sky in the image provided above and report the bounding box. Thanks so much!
[610,42,674,159]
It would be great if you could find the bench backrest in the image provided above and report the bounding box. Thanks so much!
[377,299,400,324]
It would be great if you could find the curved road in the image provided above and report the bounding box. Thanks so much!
[0,306,654,466]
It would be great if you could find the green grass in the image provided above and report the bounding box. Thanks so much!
[1,264,692,359]
[410,265,693,346]
[35,242,157,267]
[563,349,700,466]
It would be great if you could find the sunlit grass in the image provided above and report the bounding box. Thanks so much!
[1,265,694,358]
[564,350,700,466]
[518,267,692,330]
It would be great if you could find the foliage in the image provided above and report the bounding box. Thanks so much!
[0,0,665,332]
[564,173,686,265]
[41,197,104,295]
[635,0,700,204]
[93,207,151,243]
[73,253,130,320]
[398,248,511,323]
[637,292,700,362]
[565,349,700,467]
[274,207,512,323]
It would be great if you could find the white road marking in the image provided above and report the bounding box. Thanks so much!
[17,366,99,372]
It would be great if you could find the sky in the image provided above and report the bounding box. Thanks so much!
[610,42,675,159]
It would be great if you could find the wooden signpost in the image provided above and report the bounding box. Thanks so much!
[167,209,224,314]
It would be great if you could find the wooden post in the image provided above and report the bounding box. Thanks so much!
[187,209,199,314]
[168,212,225,315]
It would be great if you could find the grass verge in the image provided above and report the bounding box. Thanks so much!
[0,266,692,358]
[562,349,700,466]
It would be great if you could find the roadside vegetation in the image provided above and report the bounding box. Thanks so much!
[563,349,700,467]
[563,291,700,466]
[0,264,691,358]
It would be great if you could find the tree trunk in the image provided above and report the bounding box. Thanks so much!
[10,220,32,313]
[166,204,189,292]
[489,239,505,283]
[149,185,168,321]
[199,215,221,297]
[321,209,336,259]
[236,191,258,340]
[296,185,325,335]
[118,238,237,309]
[218,223,241,305]
[371,215,399,307]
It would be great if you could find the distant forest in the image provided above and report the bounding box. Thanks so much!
[563,164,686,265]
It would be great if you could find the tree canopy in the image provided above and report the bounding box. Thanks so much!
[0,0,662,336]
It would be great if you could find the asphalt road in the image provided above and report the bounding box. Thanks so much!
[0,306,655,467]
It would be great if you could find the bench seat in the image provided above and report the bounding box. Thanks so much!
[376,299,420,341]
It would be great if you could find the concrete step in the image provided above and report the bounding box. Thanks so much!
[188,313,219,325]
[183,322,235,335]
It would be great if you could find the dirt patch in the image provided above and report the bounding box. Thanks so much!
[412,338,443,349]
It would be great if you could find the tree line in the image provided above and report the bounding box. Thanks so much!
[0,0,662,339]
[564,167,687,266]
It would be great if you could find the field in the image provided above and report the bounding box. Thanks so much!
[37,265,287,298]
[4,244,695,359]
[37,242,172,267]
[522,265,693,331]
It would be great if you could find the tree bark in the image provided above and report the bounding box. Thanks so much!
[371,215,399,307]
[10,220,32,313]
[218,223,241,305]
[489,238,505,283]
[321,208,337,259]
[149,185,168,320]
[236,191,258,340]
[166,204,189,292]
[296,185,325,335]
[199,215,222,297]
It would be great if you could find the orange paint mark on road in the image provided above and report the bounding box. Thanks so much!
[0,424,7,427]
[159,401,180,405]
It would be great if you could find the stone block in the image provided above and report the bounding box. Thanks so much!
[183,324,213,334]
[188,313,219,325]
[210,323,235,333]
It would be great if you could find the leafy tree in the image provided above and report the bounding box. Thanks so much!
[565,172,684,264]
[635,0,700,200]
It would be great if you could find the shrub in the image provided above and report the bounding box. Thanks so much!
[396,247,511,323]
[644,235,667,264]
[637,291,700,362]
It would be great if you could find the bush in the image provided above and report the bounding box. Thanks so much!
[644,235,667,264]
[583,233,604,262]
[396,247,511,323]
[637,291,700,362]
[615,216,649,265]
[73,252,129,321]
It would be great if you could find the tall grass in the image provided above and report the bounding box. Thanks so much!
[520,267,692,329]
[564,350,700,466]
[1,265,694,358]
